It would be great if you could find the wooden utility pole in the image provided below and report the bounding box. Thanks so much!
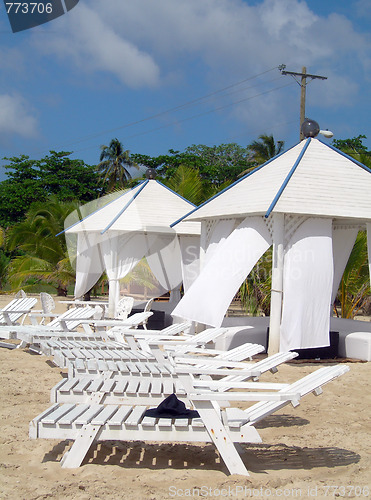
[279,65,327,140]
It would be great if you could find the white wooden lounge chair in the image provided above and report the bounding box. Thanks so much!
[29,375,297,473]
[172,351,299,385]
[41,339,157,368]
[0,306,101,345]
[121,326,227,354]
[50,352,300,406]
[0,295,37,328]
[0,295,38,345]
[30,364,349,475]
[12,321,193,351]
[0,294,38,347]
[39,327,229,372]
[110,321,192,345]
[65,342,285,380]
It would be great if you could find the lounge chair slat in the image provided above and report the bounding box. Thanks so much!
[108,406,132,425]
[124,405,146,426]
[43,404,76,424]
[91,405,118,425]
[75,405,103,425]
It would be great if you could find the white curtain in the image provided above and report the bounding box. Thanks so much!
[178,235,200,292]
[172,216,272,327]
[205,219,235,263]
[74,232,105,299]
[101,232,147,317]
[331,227,359,304]
[145,234,183,290]
[280,218,333,351]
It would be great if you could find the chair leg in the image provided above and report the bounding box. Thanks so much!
[60,424,101,469]
[192,400,250,476]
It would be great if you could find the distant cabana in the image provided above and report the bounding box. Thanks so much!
[63,178,200,317]
[172,137,371,354]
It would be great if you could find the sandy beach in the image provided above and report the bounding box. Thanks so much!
[0,295,370,499]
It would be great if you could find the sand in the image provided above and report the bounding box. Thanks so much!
[0,295,370,499]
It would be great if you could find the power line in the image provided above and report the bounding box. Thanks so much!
[33,66,280,155]
[71,80,296,154]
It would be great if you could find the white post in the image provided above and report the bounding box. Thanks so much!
[268,213,285,355]
[367,223,371,289]
[108,279,119,318]
[107,235,119,318]
[194,221,208,333]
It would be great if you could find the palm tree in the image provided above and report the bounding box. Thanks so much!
[97,138,139,191]
[7,197,79,296]
[163,164,214,206]
[335,231,370,318]
[249,134,284,164]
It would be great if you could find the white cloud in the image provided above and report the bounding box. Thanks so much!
[0,94,38,138]
[33,1,371,87]
[35,4,160,88]
[94,0,370,72]
[31,0,371,134]
[355,0,371,18]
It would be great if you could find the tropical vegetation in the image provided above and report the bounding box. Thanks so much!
[6,198,79,296]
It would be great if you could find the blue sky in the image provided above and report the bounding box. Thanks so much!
[0,0,370,181]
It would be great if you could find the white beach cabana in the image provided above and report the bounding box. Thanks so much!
[64,179,200,317]
[172,137,371,354]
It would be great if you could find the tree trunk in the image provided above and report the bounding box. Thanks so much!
[57,285,67,297]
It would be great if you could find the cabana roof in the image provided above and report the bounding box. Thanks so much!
[178,138,371,224]
[65,179,200,236]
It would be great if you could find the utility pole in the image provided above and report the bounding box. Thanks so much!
[279,65,327,140]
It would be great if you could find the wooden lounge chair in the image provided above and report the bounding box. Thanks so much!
[50,352,300,406]
[29,364,349,475]
[0,306,101,347]
[37,327,229,371]
[65,343,289,381]
[0,294,38,348]
[12,321,193,352]
[0,295,37,329]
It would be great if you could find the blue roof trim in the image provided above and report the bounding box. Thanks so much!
[56,180,147,237]
[155,180,197,208]
[100,179,149,234]
[170,142,301,227]
[265,137,311,218]
[321,139,371,174]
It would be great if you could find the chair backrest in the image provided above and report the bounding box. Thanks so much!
[0,297,37,325]
[15,290,27,299]
[144,298,154,312]
[48,307,97,331]
[115,296,135,319]
[40,292,56,314]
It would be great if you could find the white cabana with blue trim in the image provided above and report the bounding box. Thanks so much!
[172,138,371,354]
[64,180,200,317]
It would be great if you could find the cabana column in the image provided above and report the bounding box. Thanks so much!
[268,213,284,355]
